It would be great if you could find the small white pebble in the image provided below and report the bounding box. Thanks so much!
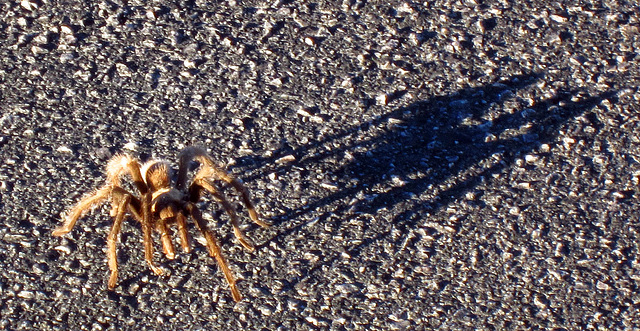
[183,59,196,68]
[596,281,611,291]
[21,0,38,10]
[57,146,73,153]
[517,182,531,189]
[55,245,72,254]
[221,37,233,47]
[612,191,626,199]
[539,144,550,153]
[115,63,132,77]
[275,155,296,164]
[304,37,315,46]
[257,305,274,316]
[18,291,35,299]
[60,25,73,34]
[320,182,339,190]
[122,142,138,151]
[562,137,576,148]
[397,3,415,14]
[376,94,389,105]
[525,154,539,163]
[305,316,319,326]
[550,14,568,23]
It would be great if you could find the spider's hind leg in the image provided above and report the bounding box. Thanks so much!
[177,146,269,228]
[208,168,269,228]
[192,179,255,251]
[184,202,242,302]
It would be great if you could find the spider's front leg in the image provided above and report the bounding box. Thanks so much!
[155,203,182,260]
[53,185,113,236]
[140,193,164,276]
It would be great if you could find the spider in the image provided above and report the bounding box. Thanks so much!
[52,146,268,302]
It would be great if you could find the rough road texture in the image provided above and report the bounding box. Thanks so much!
[1,0,639,329]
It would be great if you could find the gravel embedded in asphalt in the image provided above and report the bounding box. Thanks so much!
[0,1,639,329]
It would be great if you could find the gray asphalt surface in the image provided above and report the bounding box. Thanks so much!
[1,0,639,330]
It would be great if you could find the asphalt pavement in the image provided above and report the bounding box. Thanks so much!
[1,0,639,329]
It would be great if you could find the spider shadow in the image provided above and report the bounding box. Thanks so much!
[236,74,615,283]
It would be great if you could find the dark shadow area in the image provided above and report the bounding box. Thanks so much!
[236,73,616,259]
[244,74,614,215]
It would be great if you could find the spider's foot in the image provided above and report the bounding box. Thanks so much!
[108,271,118,290]
[52,227,70,237]
[249,210,270,228]
[230,285,242,302]
[233,228,255,252]
[237,237,255,252]
[150,265,164,276]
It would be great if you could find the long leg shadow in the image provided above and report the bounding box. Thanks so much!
[236,73,615,280]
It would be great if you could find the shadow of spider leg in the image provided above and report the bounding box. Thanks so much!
[200,158,269,228]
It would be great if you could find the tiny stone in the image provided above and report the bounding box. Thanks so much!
[525,154,539,163]
[60,25,73,34]
[320,182,339,190]
[183,59,196,68]
[55,245,73,254]
[377,94,389,105]
[21,0,38,10]
[116,63,132,77]
[122,142,138,151]
[550,14,568,23]
[612,191,625,199]
[539,144,550,153]
[304,37,315,46]
[257,305,275,316]
[17,290,35,299]
[275,155,296,164]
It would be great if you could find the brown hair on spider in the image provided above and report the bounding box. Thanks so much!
[53,146,269,302]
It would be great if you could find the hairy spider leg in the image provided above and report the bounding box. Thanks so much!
[53,185,113,236]
[191,177,255,251]
[107,190,131,289]
[106,154,148,194]
[185,202,242,302]
[54,154,150,237]
[156,204,179,259]
[140,192,163,276]
[175,211,191,253]
[177,146,269,228]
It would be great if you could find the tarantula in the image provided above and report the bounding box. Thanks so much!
[52,146,268,301]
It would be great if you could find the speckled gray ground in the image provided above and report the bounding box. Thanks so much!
[1,0,639,330]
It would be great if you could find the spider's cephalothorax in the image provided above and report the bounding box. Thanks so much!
[53,146,268,302]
